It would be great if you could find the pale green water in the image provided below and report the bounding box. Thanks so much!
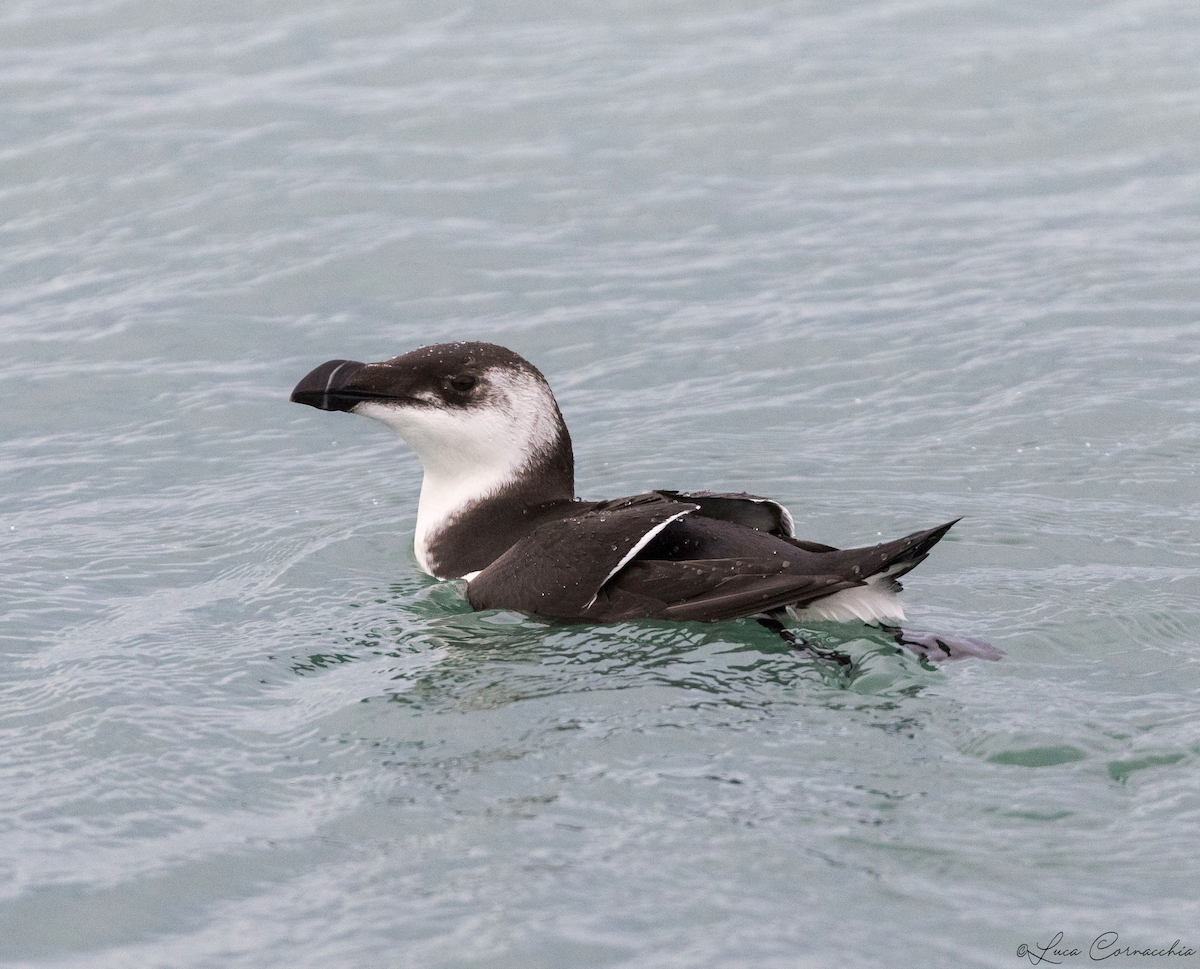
[3,1,1200,967]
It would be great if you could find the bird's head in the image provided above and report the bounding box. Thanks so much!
[291,341,574,505]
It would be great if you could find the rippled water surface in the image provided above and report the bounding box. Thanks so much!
[3,0,1200,966]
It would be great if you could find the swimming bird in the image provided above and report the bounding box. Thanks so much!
[291,342,999,661]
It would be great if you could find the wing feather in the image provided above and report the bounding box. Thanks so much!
[466,494,698,618]
[468,489,959,626]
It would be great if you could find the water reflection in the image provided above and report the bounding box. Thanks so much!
[284,579,947,713]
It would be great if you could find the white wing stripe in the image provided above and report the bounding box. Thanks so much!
[585,509,695,608]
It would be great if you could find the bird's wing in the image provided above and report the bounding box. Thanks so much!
[599,557,857,623]
[591,517,960,623]
[465,493,699,619]
[654,489,798,538]
[468,491,959,625]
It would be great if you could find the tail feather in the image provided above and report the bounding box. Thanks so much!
[786,519,960,624]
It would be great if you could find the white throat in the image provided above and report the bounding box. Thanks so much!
[355,369,563,575]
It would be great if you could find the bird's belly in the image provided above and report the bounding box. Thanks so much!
[787,580,906,624]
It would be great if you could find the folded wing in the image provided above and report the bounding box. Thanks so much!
[465,493,698,619]
[653,489,796,538]
[467,490,959,625]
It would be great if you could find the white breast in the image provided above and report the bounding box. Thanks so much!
[354,369,563,575]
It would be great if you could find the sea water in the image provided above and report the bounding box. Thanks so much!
[2,0,1199,966]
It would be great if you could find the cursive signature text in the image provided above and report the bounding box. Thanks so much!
[1017,932,1196,964]
[1090,933,1196,961]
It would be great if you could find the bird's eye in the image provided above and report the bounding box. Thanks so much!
[449,374,476,392]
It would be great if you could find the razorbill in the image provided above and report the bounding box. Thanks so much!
[291,342,999,661]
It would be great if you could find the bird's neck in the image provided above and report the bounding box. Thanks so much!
[414,425,575,578]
